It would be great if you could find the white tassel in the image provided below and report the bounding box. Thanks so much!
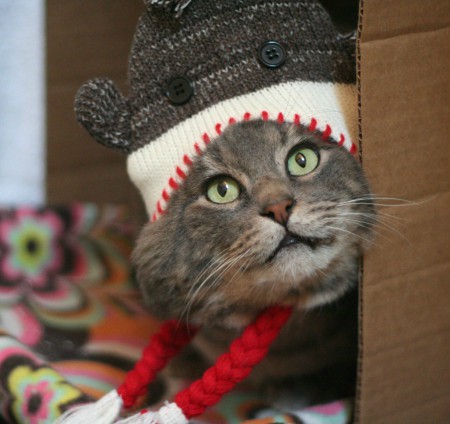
[116,402,188,424]
[54,390,123,424]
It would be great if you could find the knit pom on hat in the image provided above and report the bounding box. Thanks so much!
[145,0,194,17]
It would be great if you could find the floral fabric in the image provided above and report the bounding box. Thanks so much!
[0,204,352,423]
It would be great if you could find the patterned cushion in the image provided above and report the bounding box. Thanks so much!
[0,204,351,423]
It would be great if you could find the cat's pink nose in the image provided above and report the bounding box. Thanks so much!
[263,198,293,225]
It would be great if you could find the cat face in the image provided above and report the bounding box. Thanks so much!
[133,120,375,327]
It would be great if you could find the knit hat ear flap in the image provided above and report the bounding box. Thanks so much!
[75,78,132,153]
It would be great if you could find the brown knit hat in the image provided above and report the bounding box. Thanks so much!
[75,0,357,220]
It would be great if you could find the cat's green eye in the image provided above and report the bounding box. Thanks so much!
[206,177,241,204]
[287,147,319,176]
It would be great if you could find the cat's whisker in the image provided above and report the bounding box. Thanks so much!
[226,250,254,286]
[182,249,252,323]
[180,250,233,322]
[326,217,391,243]
[344,202,413,208]
[327,215,375,228]
[185,250,251,322]
[184,249,230,307]
[188,249,230,291]
[334,211,378,220]
[338,195,417,207]
[376,210,407,223]
[220,250,256,300]
[332,213,412,245]
[209,249,255,293]
[339,209,405,225]
[339,194,410,201]
[327,216,378,235]
[335,209,403,227]
[327,225,381,248]
[203,254,244,296]
[334,211,395,229]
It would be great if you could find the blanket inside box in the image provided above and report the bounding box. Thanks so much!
[0,204,352,424]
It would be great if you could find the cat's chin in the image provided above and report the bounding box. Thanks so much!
[233,235,360,309]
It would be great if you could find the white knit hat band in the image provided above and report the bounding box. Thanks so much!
[127,81,357,221]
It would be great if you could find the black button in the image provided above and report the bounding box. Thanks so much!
[166,76,194,105]
[258,41,286,69]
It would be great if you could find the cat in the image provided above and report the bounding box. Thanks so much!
[132,118,376,407]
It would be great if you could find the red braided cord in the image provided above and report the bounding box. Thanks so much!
[174,305,293,418]
[117,320,198,408]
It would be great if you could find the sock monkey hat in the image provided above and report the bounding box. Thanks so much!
[75,0,357,222]
[65,1,358,422]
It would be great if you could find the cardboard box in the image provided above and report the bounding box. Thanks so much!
[356,1,450,422]
[46,1,146,222]
[46,0,450,422]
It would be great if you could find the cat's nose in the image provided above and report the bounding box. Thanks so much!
[262,198,293,225]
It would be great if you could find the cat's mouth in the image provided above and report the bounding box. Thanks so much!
[266,232,333,262]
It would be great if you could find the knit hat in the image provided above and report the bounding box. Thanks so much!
[75,0,357,221]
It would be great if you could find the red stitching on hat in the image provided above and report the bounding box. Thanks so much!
[169,177,179,190]
[156,201,164,215]
[203,133,211,144]
[322,124,332,140]
[176,166,187,179]
[308,118,317,131]
[194,142,202,155]
[183,154,193,166]
[152,113,357,221]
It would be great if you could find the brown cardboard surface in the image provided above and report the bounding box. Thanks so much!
[363,194,449,286]
[363,260,450,354]
[360,0,450,43]
[47,84,129,171]
[359,329,450,423]
[357,0,450,422]
[47,1,143,85]
[46,1,145,222]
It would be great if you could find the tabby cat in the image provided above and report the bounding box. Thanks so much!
[132,119,375,406]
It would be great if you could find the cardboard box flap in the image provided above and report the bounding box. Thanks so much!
[357,0,450,422]
[360,0,450,42]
